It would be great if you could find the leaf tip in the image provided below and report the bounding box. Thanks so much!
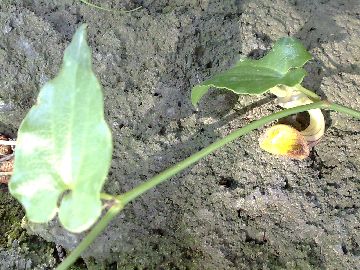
[72,23,88,43]
[191,85,210,107]
[64,24,92,66]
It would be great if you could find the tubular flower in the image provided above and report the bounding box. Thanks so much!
[259,85,325,159]
[259,124,309,159]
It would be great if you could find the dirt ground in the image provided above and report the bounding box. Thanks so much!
[0,0,359,269]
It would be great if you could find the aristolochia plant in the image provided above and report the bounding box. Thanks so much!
[7,26,360,269]
[191,37,325,159]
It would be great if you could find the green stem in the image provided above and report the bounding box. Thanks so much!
[79,0,142,13]
[100,193,116,201]
[55,203,123,270]
[118,101,331,205]
[295,84,321,101]
[329,102,360,119]
[56,100,360,269]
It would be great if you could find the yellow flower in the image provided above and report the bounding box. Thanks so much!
[261,84,325,159]
[259,124,309,160]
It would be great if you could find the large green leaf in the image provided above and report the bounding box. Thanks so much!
[9,25,112,233]
[191,37,312,106]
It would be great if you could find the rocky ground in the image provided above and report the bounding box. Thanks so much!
[0,0,359,269]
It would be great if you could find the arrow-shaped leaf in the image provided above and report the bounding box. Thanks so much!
[9,25,112,233]
[191,37,312,106]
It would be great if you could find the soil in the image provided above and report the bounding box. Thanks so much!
[0,0,359,269]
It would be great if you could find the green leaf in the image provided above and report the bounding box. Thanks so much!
[191,85,211,108]
[191,37,312,106]
[9,25,113,233]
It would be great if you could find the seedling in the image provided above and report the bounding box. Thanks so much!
[6,26,360,269]
[191,37,327,159]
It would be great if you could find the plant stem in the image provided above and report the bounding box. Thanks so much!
[295,84,321,101]
[55,203,123,270]
[100,193,116,201]
[79,0,142,13]
[329,102,360,119]
[56,100,360,270]
[117,101,330,205]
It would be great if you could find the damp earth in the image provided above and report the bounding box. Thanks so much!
[0,0,359,269]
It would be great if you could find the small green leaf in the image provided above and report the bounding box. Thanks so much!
[191,37,312,106]
[191,85,211,107]
[9,25,112,233]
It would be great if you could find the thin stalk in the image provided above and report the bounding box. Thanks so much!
[79,0,142,13]
[56,100,360,270]
[100,193,116,201]
[295,84,321,101]
[0,172,12,176]
[117,101,330,205]
[55,203,123,270]
[329,102,360,119]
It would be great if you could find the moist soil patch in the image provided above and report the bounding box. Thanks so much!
[0,0,359,269]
